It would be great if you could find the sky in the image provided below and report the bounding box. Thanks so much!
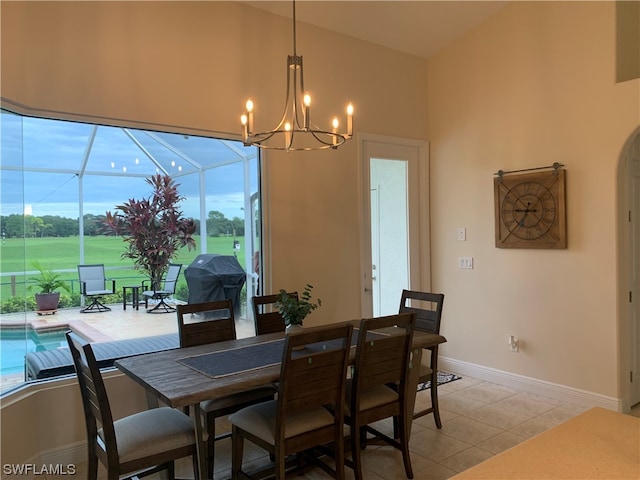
[1,111,259,220]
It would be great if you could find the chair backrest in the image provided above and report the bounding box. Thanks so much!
[78,264,106,293]
[276,323,353,444]
[399,289,444,334]
[163,263,182,293]
[176,299,236,348]
[66,331,117,463]
[251,292,298,335]
[351,313,416,413]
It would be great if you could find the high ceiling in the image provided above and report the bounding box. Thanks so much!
[242,1,509,59]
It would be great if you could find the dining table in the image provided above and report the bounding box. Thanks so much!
[115,320,447,479]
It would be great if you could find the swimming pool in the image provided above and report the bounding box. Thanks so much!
[1,326,69,376]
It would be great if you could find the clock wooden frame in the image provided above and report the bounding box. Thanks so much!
[494,168,566,249]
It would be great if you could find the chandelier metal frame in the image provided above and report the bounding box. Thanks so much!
[241,1,353,152]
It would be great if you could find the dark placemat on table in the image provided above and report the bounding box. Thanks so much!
[177,329,388,379]
[178,339,285,378]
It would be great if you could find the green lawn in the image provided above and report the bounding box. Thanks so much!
[0,235,250,300]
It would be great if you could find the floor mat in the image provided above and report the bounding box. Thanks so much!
[417,371,461,391]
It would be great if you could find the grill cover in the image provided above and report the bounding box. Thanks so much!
[184,254,246,315]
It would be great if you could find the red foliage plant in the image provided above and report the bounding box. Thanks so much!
[103,174,196,290]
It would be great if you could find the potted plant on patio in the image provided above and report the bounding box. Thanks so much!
[103,174,196,294]
[274,284,321,332]
[29,261,71,313]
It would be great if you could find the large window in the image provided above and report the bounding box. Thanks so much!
[0,109,261,394]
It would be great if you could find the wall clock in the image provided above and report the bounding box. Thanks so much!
[494,166,566,249]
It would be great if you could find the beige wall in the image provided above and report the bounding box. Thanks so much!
[1,0,638,467]
[427,1,638,399]
[0,0,428,465]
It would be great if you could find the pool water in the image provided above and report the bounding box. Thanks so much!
[1,327,69,376]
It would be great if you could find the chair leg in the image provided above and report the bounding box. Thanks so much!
[192,453,200,480]
[430,347,442,429]
[87,451,98,480]
[231,426,244,480]
[350,421,364,480]
[274,445,286,480]
[166,461,176,480]
[81,297,111,313]
[334,427,346,480]
[146,296,176,313]
[206,413,215,480]
[431,381,442,429]
[398,414,414,479]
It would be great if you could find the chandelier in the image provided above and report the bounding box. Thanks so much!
[241,1,354,152]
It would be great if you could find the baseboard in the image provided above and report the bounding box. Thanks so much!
[1,442,86,480]
[439,356,621,412]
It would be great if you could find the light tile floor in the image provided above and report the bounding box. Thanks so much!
[7,306,638,479]
[47,374,626,480]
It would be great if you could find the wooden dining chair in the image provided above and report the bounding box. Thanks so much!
[345,313,416,480]
[65,331,199,480]
[399,289,445,427]
[176,300,276,478]
[229,323,354,480]
[251,291,298,335]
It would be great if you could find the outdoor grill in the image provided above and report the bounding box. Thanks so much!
[184,254,246,316]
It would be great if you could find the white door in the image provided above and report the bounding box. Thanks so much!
[629,132,640,407]
[370,159,409,316]
[359,134,430,317]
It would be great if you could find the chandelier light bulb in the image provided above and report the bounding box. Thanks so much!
[303,93,311,129]
[285,122,292,149]
[347,103,354,137]
[332,118,339,145]
[110,162,115,169]
[241,114,249,142]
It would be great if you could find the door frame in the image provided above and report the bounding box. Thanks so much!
[622,127,640,409]
[357,133,430,317]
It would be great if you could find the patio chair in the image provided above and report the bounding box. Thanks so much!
[399,289,445,427]
[78,264,115,313]
[65,331,199,480]
[142,263,182,314]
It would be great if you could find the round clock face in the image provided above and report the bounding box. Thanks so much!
[500,181,557,240]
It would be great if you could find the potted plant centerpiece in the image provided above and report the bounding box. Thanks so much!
[103,174,196,297]
[29,261,71,314]
[274,284,321,334]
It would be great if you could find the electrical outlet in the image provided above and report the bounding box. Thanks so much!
[458,256,473,269]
